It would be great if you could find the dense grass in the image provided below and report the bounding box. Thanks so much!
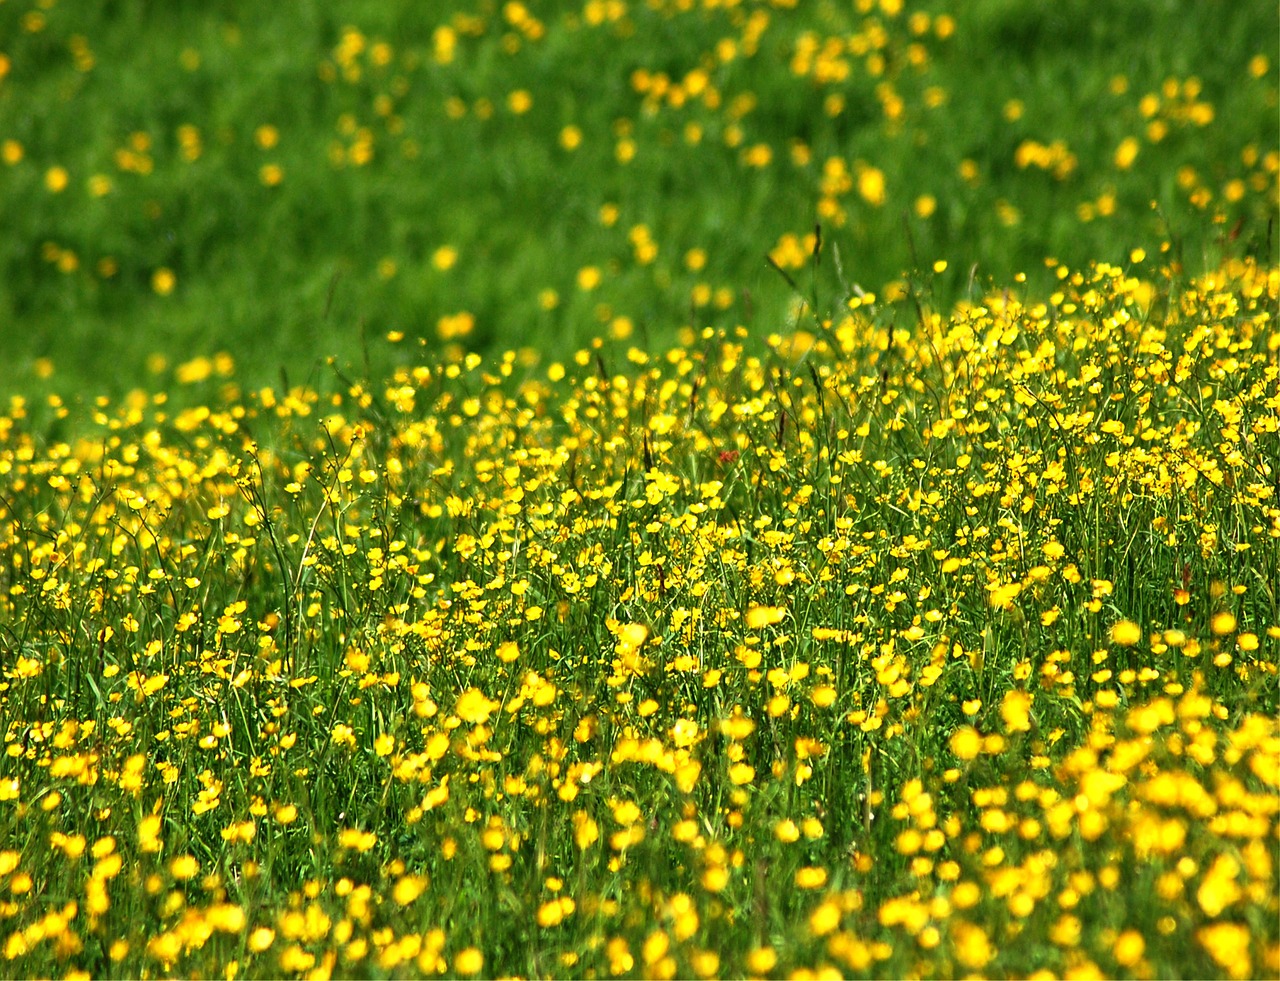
[0,0,1275,395]
[0,2,1278,979]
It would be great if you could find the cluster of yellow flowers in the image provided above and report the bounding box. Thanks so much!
[0,253,1275,976]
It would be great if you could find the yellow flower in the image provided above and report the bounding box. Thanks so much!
[338,828,377,852]
[437,311,475,340]
[952,921,993,970]
[617,624,649,652]
[671,718,700,748]
[453,947,484,975]
[392,874,428,906]
[1197,853,1242,916]
[720,713,756,740]
[169,854,199,880]
[45,165,69,192]
[497,640,520,663]
[857,164,886,206]
[572,811,598,850]
[279,945,315,973]
[746,947,777,975]
[432,245,458,270]
[151,267,176,296]
[674,759,701,794]
[1113,929,1145,968]
[639,930,668,968]
[49,835,85,855]
[1051,914,1082,947]
[1000,690,1033,733]
[794,866,828,889]
[745,605,786,629]
[1196,922,1252,979]
[148,932,183,963]
[559,125,582,151]
[137,814,163,853]
[950,726,982,761]
[1110,619,1143,646]
[809,899,841,936]
[537,898,569,927]
[988,581,1021,611]
[1114,136,1140,170]
[455,687,499,724]
[206,903,245,932]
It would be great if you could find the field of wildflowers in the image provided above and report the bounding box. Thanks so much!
[2,254,1278,978]
[1,1,1279,980]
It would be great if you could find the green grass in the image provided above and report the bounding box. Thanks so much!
[0,0,1275,397]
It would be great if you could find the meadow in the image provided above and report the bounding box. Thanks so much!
[1,1,1279,979]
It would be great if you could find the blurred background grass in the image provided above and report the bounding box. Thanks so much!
[0,0,1275,398]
